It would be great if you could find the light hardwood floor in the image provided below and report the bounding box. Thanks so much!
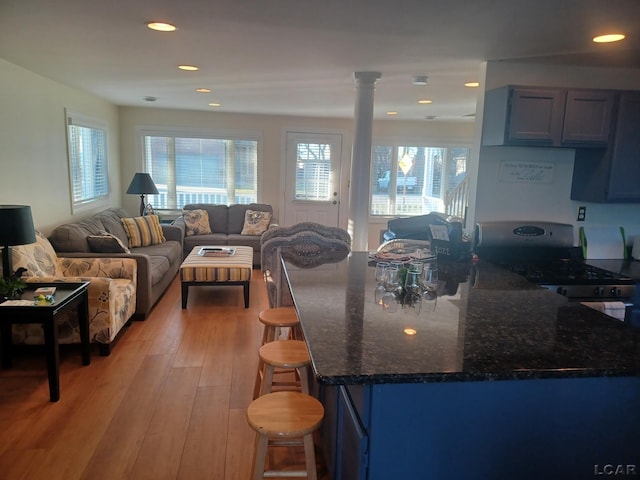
[0,272,330,480]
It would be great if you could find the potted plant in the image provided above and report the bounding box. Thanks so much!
[0,268,27,300]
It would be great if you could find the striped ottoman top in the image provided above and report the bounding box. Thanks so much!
[180,246,253,283]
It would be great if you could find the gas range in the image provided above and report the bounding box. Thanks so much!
[474,221,636,304]
[494,258,635,299]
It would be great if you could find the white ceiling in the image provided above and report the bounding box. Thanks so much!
[1,0,639,122]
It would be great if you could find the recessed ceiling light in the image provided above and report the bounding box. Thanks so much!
[413,76,428,85]
[417,99,433,104]
[208,103,221,107]
[386,111,399,116]
[144,96,157,102]
[464,82,480,88]
[147,22,176,32]
[593,33,625,43]
[178,65,199,71]
[196,88,212,93]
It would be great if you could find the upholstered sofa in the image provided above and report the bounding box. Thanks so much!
[11,231,137,355]
[48,207,183,318]
[173,203,275,267]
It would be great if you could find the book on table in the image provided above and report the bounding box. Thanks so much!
[34,286,56,296]
[198,247,236,257]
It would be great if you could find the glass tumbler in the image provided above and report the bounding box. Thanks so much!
[374,262,390,286]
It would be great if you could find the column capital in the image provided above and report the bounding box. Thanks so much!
[354,71,382,85]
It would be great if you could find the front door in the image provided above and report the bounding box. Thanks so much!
[283,131,343,227]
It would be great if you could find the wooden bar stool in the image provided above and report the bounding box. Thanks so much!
[259,307,302,344]
[253,339,311,399]
[247,391,324,480]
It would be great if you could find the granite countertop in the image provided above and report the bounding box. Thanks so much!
[284,252,640,385]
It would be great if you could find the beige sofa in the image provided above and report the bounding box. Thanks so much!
[174,203,275,267]
[48,208,182,319]
[12,231,137,355]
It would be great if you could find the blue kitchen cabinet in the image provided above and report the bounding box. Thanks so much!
[572,92,640,202]
[483,85,614,147]
[325,379,640,480]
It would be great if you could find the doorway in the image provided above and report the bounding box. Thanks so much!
[283,131,343,227]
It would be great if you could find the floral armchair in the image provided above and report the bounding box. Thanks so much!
[10,231,137,355]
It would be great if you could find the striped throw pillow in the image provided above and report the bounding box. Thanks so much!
[121,215,166,247]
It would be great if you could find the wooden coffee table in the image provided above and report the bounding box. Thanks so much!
[180,246,253,308]
[0,281,90,402]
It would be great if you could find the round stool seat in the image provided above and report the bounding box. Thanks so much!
[259,340,310,368]
[258,307,301,344]
[247,391,324,480]
[258,307,299,328]
[247,391,324,439]
[254,340,311,398]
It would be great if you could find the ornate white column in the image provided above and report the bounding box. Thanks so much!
[349,71,381,251]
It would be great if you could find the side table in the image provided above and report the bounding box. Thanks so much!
[0,281,91,402]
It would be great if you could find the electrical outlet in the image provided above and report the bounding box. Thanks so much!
[577,206,586,222]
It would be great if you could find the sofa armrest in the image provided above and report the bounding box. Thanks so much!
[163,224,183,245]
[57,257,137,282]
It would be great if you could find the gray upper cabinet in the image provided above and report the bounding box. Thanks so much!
[571,92,640,202]
[482,86,614,147]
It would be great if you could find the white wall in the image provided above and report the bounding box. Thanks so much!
[0,59,121,234]
[471,61,640,245]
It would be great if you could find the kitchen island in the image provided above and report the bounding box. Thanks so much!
[283,252,640,480]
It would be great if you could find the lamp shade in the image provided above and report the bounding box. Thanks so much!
[126,173,159,195]
[0,205,36,246]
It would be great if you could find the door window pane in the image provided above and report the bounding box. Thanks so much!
[295,142,331,201]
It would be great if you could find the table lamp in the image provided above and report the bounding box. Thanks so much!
[126,173,159,216]
[0,205,36,280]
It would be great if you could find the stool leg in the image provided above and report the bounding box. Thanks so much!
[252,433,269,480]
[303,433,318,480]
[253,359,265,400]
[299,365,310,395]
[261,364,275,396]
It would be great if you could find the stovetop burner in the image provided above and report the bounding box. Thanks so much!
[499,259,634,286]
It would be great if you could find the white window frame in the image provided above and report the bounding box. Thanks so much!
[65,109,110,214]
[369,136,471,219]
[136,126,263,213]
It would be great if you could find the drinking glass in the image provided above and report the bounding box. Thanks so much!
[382,291,398,313]
[374,262,390,286]
[404,270,422,296]
[422,262,438,293]
[384,266,400,293]
[408,261,423,274]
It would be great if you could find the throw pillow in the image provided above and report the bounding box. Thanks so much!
[241,209,272,236]
[87,231,131,254]
[121,215,166,247]
[183,209,212,236]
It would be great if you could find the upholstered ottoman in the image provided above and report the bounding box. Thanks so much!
[180,246,253,308]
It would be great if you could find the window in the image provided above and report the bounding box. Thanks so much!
[370,142,469,217]
[140,129,260,210]
[294,142,332,201]
[66,110,109,212]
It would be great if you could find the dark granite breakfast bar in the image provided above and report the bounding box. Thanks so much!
[284,252,640,480]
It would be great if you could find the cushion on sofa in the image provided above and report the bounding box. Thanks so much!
[87,231,131,254]
[241,209,272,235]
[121,215,166,247]
[183,209,212,236]
[228,203,273,234]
